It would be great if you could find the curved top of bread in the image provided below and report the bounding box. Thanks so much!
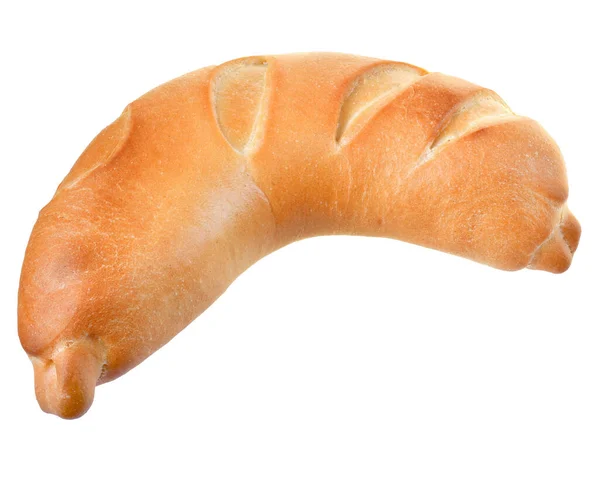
[18,53,580,418]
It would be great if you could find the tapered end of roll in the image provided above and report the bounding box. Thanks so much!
[528,207,581,274]
[30,340,105,419]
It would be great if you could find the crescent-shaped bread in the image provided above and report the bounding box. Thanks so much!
[19,53,580,418]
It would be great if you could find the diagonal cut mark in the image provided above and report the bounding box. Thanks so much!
[336,63,426,147]
[211,57,270,156]
[409,91,517,175]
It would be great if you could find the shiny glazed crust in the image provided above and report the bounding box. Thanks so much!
[18,53,580,418]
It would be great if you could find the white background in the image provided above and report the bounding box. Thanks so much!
[1,1,598,477]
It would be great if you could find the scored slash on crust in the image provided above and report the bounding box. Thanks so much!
[409,90,518,175]
[210,57,271,156]
[335,63,426,147]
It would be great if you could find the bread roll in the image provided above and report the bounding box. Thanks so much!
[18,53,580,418]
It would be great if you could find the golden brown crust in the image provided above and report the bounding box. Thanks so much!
[18,53,580,418]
